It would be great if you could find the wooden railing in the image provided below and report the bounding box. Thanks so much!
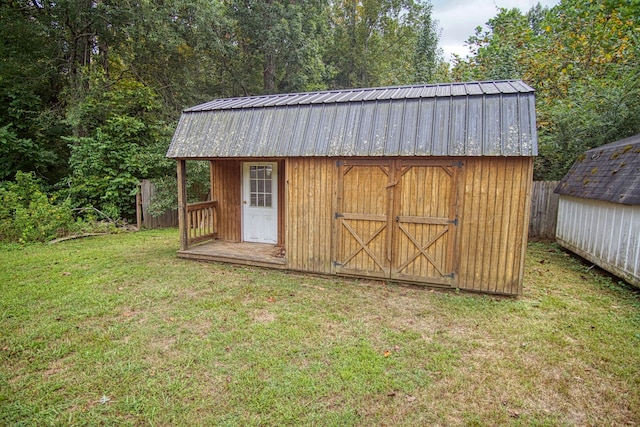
[186,200,218,246]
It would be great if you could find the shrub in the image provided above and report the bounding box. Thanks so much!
[0,172,75,243]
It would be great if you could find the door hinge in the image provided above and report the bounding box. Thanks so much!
[335,212,344,219]
[336,160,344,167]
[448,218,458,226]
[452,160,463,168]
[445,272,456,279]
[333,261,343,267]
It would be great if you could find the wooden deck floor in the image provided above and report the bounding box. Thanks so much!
[178,240,286,269]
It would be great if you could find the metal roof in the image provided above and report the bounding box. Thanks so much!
[167,80,538,158]
[555,134,640,205]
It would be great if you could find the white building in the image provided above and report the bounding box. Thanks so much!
[555,134,640,288]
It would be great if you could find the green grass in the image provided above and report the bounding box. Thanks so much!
[1,229,639,426]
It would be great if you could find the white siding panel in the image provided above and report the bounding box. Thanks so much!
[626,211,640,278]
[556,196,640,288]
[632,214,639,276]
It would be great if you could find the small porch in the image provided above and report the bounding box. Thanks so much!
[178,240,286,269]
[176,171,286,268]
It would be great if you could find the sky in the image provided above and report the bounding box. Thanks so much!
[431,0,561,61]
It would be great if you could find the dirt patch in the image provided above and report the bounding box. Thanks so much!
[252,309,276,323]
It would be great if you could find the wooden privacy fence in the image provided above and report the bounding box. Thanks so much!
[137,180,218,246]
[529,181,559,240]
[137,180,179,229]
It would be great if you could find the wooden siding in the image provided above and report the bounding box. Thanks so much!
[331,159,459,286]
[334,161,391,278]
[278,160,285,246]
[556,196,640,288]
[456,157,533,294]
[210,159,283,245]
[393,162,457,285]
[177,159,188,250]
[210,160,242,242]
[198,156,533,295]
[285,158,336,274]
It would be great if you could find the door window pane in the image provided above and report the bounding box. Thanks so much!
[249,165,273,207]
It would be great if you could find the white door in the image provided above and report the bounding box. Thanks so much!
[242,162,278,243]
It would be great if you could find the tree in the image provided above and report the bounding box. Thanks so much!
[0,1,69,182]
[529,0,640,179]
[225,0,329,95]
[117,0,235,111]
[412,1,446,84]
[452,7,533,81]
[65,73,173,220]
[1,0,456,224]
[325,0,439,88]
[451,0,640,180]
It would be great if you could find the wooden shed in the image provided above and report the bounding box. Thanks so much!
[555,134,640,288]
[167,80,538,295]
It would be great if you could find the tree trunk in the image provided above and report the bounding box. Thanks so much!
[263,50,276,94]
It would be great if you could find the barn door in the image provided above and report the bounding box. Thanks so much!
[333,161,392,278]
[333,159,459,286]
[391,161,459,285]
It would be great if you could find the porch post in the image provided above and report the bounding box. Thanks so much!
[209,160,215,200]
[177,159,188,251]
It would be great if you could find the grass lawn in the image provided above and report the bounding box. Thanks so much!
[1,229,639,426]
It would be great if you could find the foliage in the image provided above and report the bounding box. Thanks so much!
[451,0,640,180]
[226,0,330,94]
[0,172,75,243]
[412,2,447,84]
[2,0,448,220]
[15,0,640,210]
[148,161,212,217]
[116,0,235,111]
[468,8,531,80]
[530,0,640,179]
[0,2,68,183]
[536,75,640,179]
[0,125,59,181]
[325,0,445,88]
[65,74,173,220]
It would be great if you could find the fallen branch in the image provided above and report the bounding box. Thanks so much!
[48,233,108,244]
[72,207,117,224]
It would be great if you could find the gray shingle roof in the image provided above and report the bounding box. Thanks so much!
[555,134,640,205]
[167,80,538,158]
